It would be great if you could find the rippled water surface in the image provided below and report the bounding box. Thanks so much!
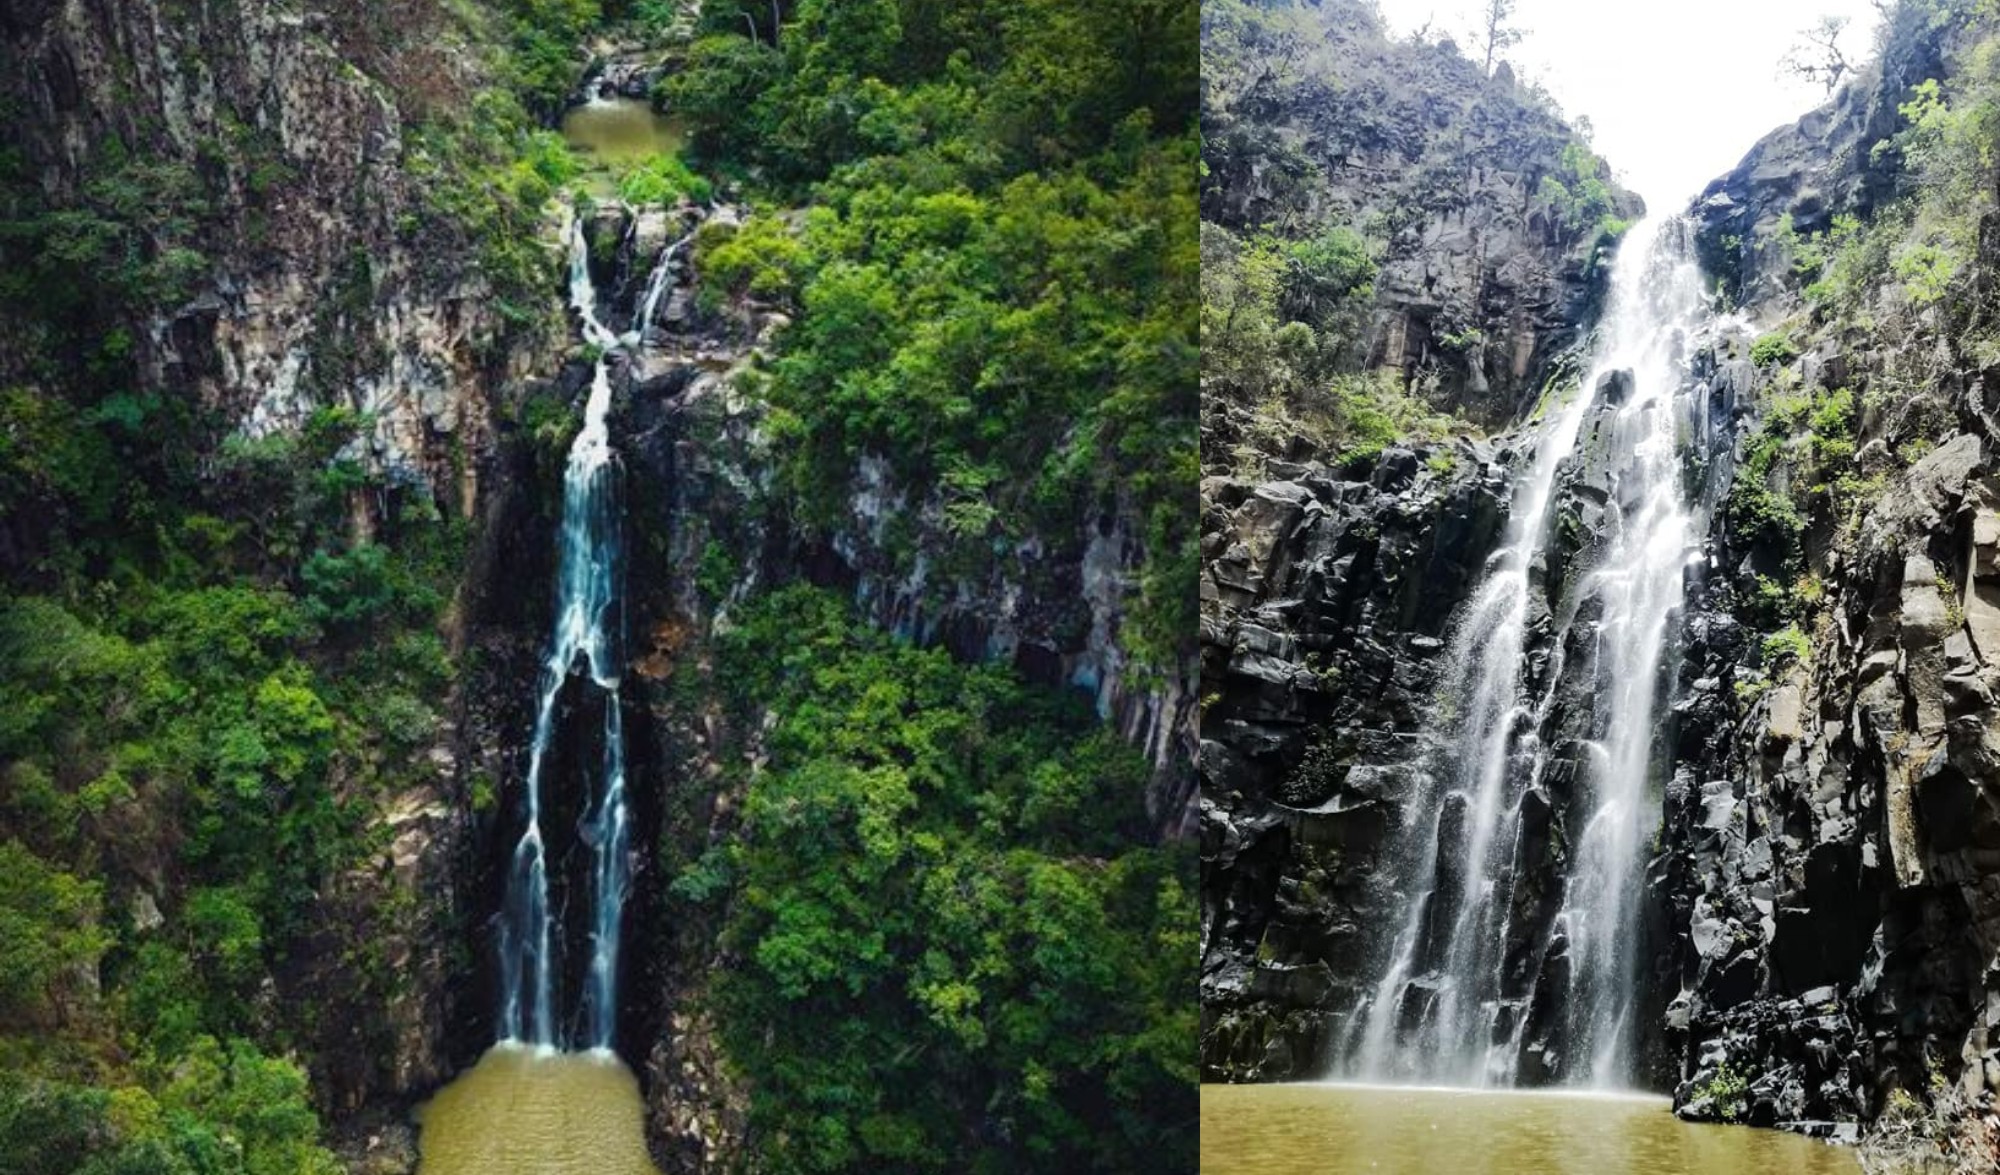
[1201,1083,1860,1175]
[417,1044,659,1175]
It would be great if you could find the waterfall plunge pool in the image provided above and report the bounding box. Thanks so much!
[1200,1083,1859,1174]
[415,1044,661,1175]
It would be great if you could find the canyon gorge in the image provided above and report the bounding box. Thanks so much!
[1201,1,2000,1170]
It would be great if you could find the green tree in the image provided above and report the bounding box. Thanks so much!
[0,841,107,1026]
[698,588,1195,1173]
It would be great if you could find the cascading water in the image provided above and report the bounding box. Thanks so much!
[496,213,637,1053]
[634,231,693,347]
[1348,216,1712,1088]
[568,217,619,349]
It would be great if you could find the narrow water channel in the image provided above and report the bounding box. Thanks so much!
[1200,1084,1861,1175]
[418,105,681,1173]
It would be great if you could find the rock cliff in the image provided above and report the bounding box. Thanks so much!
[1200,440,1514,1076]
[1201,0,1641,453]
[1200,2,2000,1167]
[1198,0,1641,1084]
[1655,8,2000,1162]
[0,0,571,1137]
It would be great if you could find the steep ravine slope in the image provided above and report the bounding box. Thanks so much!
[0,0,569,1144]
[1650,3,2000,1166]
[598,3,1201,1166]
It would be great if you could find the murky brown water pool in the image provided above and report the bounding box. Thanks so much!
[1201,1083,1860,1175]
[416,1044,660,1175]
[560,98,686,164]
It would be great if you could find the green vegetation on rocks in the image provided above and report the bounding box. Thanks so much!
[685,587,1195,1174]
[1200,0,1632,479]
[0,7,524,1164]
[668,0,1199,672]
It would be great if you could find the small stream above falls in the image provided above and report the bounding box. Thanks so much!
[1342,216,1731,1088]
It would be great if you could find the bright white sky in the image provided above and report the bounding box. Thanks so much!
[1378,0,1887,210]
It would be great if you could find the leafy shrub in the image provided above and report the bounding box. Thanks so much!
[1750,332,1800,368]
[1894,241,1958,305]
[616,152,713,207]
[405,91,568,306]
[1696,1061,1751,1123]
[694,212,803,300]
[658,35,785,163]
[0,841,107,1026]
[1537,139,1622,235]
[702,588,1195,1173]
[1279,225,1376,325]
[0,1039,341,1175]
[1760,625,1811,669]
[1725,434,1804,555]
[503,0,602,113]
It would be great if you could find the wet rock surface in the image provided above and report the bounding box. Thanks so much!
[1654,432,2000,1132]
[1657,16,2000,1146]
[1199,438,1516,1079]
[1199,328,1749,1087]
[1204,15,2000,1165]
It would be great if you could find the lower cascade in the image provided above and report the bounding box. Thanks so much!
[496,214,638,1053]
[1345,216,1719,1087]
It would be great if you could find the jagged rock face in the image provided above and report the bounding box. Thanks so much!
[1655,430,2000,1132]
[1692,6,1954,312]
[1650,12,2000,1141]
[0,0,563,500]
[609,272,1197,839]
[570,206,1196,1168]
[1198,441,1515,1079]
[1201,1,1642,429]
[833,456,1197,833]
[1691,80,1890,313]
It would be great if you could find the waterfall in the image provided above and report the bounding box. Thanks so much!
[1348,217,1711,1088]
[497,212,654,1053]
[568,218,619,350]
[633,231,694,348]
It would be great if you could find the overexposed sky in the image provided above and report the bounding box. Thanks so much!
[1378,0,1886,210]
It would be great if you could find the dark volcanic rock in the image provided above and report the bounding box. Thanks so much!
[1199,437,1516,1080]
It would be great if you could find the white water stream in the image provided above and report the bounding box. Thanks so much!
[496,214,643,1052]
[1351,217,1712,1087]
